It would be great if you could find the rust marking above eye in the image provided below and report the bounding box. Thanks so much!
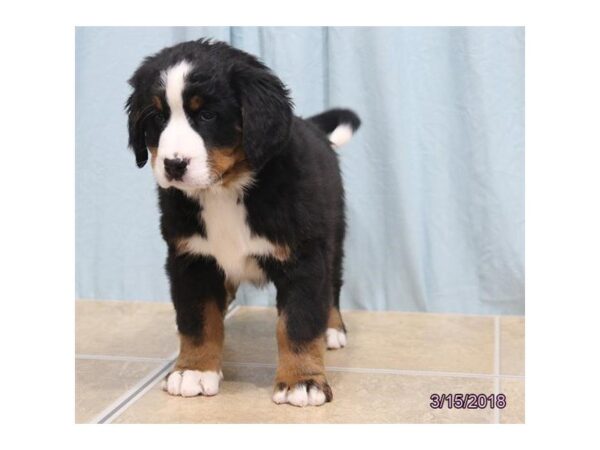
[151,95,163,111]
[188,95,204,112]
[273,244,291,262]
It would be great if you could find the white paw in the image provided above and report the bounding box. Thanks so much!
[161,370,223,397]
[272,384,329,407]
[326,328,347,349]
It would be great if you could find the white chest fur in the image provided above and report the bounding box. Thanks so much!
[179,188,277,283]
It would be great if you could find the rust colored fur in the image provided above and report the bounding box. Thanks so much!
[328,306,346,332]
[174,301,224,372]
[188,95,204,111]
[207,144,250,187]
[274,314,332,402]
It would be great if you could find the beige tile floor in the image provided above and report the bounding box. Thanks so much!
[75,300,525,424]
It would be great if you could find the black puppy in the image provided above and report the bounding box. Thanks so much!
[126,39,360,407]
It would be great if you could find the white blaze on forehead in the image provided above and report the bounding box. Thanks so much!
[162,60,191,114]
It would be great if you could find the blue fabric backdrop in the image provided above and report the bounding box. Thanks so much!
[75,27,524,315]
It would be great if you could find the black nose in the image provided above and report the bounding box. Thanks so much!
[164,158,188,181]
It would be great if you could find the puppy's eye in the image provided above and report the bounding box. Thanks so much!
[198,110,217,122]
[154,112,166,126]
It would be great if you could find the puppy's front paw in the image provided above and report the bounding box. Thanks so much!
[326,328,347,349]
[161,369,223,397]
[272,380,332,407]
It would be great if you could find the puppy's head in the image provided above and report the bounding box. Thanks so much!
[126,40,292,192]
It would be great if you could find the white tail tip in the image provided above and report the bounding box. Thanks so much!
[328,124,355,149]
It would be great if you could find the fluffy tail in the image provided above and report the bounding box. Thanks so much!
[308,108,361,149]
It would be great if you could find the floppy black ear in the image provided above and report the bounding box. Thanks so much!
[232,65,293,171]
[125,92,149,168]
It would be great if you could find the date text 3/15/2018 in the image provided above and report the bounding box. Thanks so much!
[430,393,507,409]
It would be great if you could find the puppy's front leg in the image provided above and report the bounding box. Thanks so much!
[271,251,333,407]
[162,252,227,397]
[272,314,332,407]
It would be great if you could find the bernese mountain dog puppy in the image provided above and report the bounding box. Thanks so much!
[126,39,360,407]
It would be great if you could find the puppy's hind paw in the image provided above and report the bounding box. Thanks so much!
[326,328,347,350]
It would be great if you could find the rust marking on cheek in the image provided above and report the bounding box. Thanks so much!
[209,146,242,174]
[175,301,225,372]
[174,237,192,255]
[149,147,158,168]
[207,144,251,187]
[151,95,162,111]
[188,95,204,112]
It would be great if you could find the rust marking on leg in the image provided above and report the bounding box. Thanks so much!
[225,280,238,307]
[175,301,224,372]
[274,314,332,401]
[327,306,346,332]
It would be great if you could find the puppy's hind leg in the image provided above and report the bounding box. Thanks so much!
[327,230,347,350]
[326,306,347,350]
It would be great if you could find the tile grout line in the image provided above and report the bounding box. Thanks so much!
[78,353,525,381]
[221,361,525,380]
[76,354,171,363]
[493,316,501,424]
[90,303,240,424]
[90,354,177,424]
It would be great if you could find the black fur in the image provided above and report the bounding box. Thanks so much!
[308,108,361,136]
[126,39,360,348]
[231,63,293,171]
